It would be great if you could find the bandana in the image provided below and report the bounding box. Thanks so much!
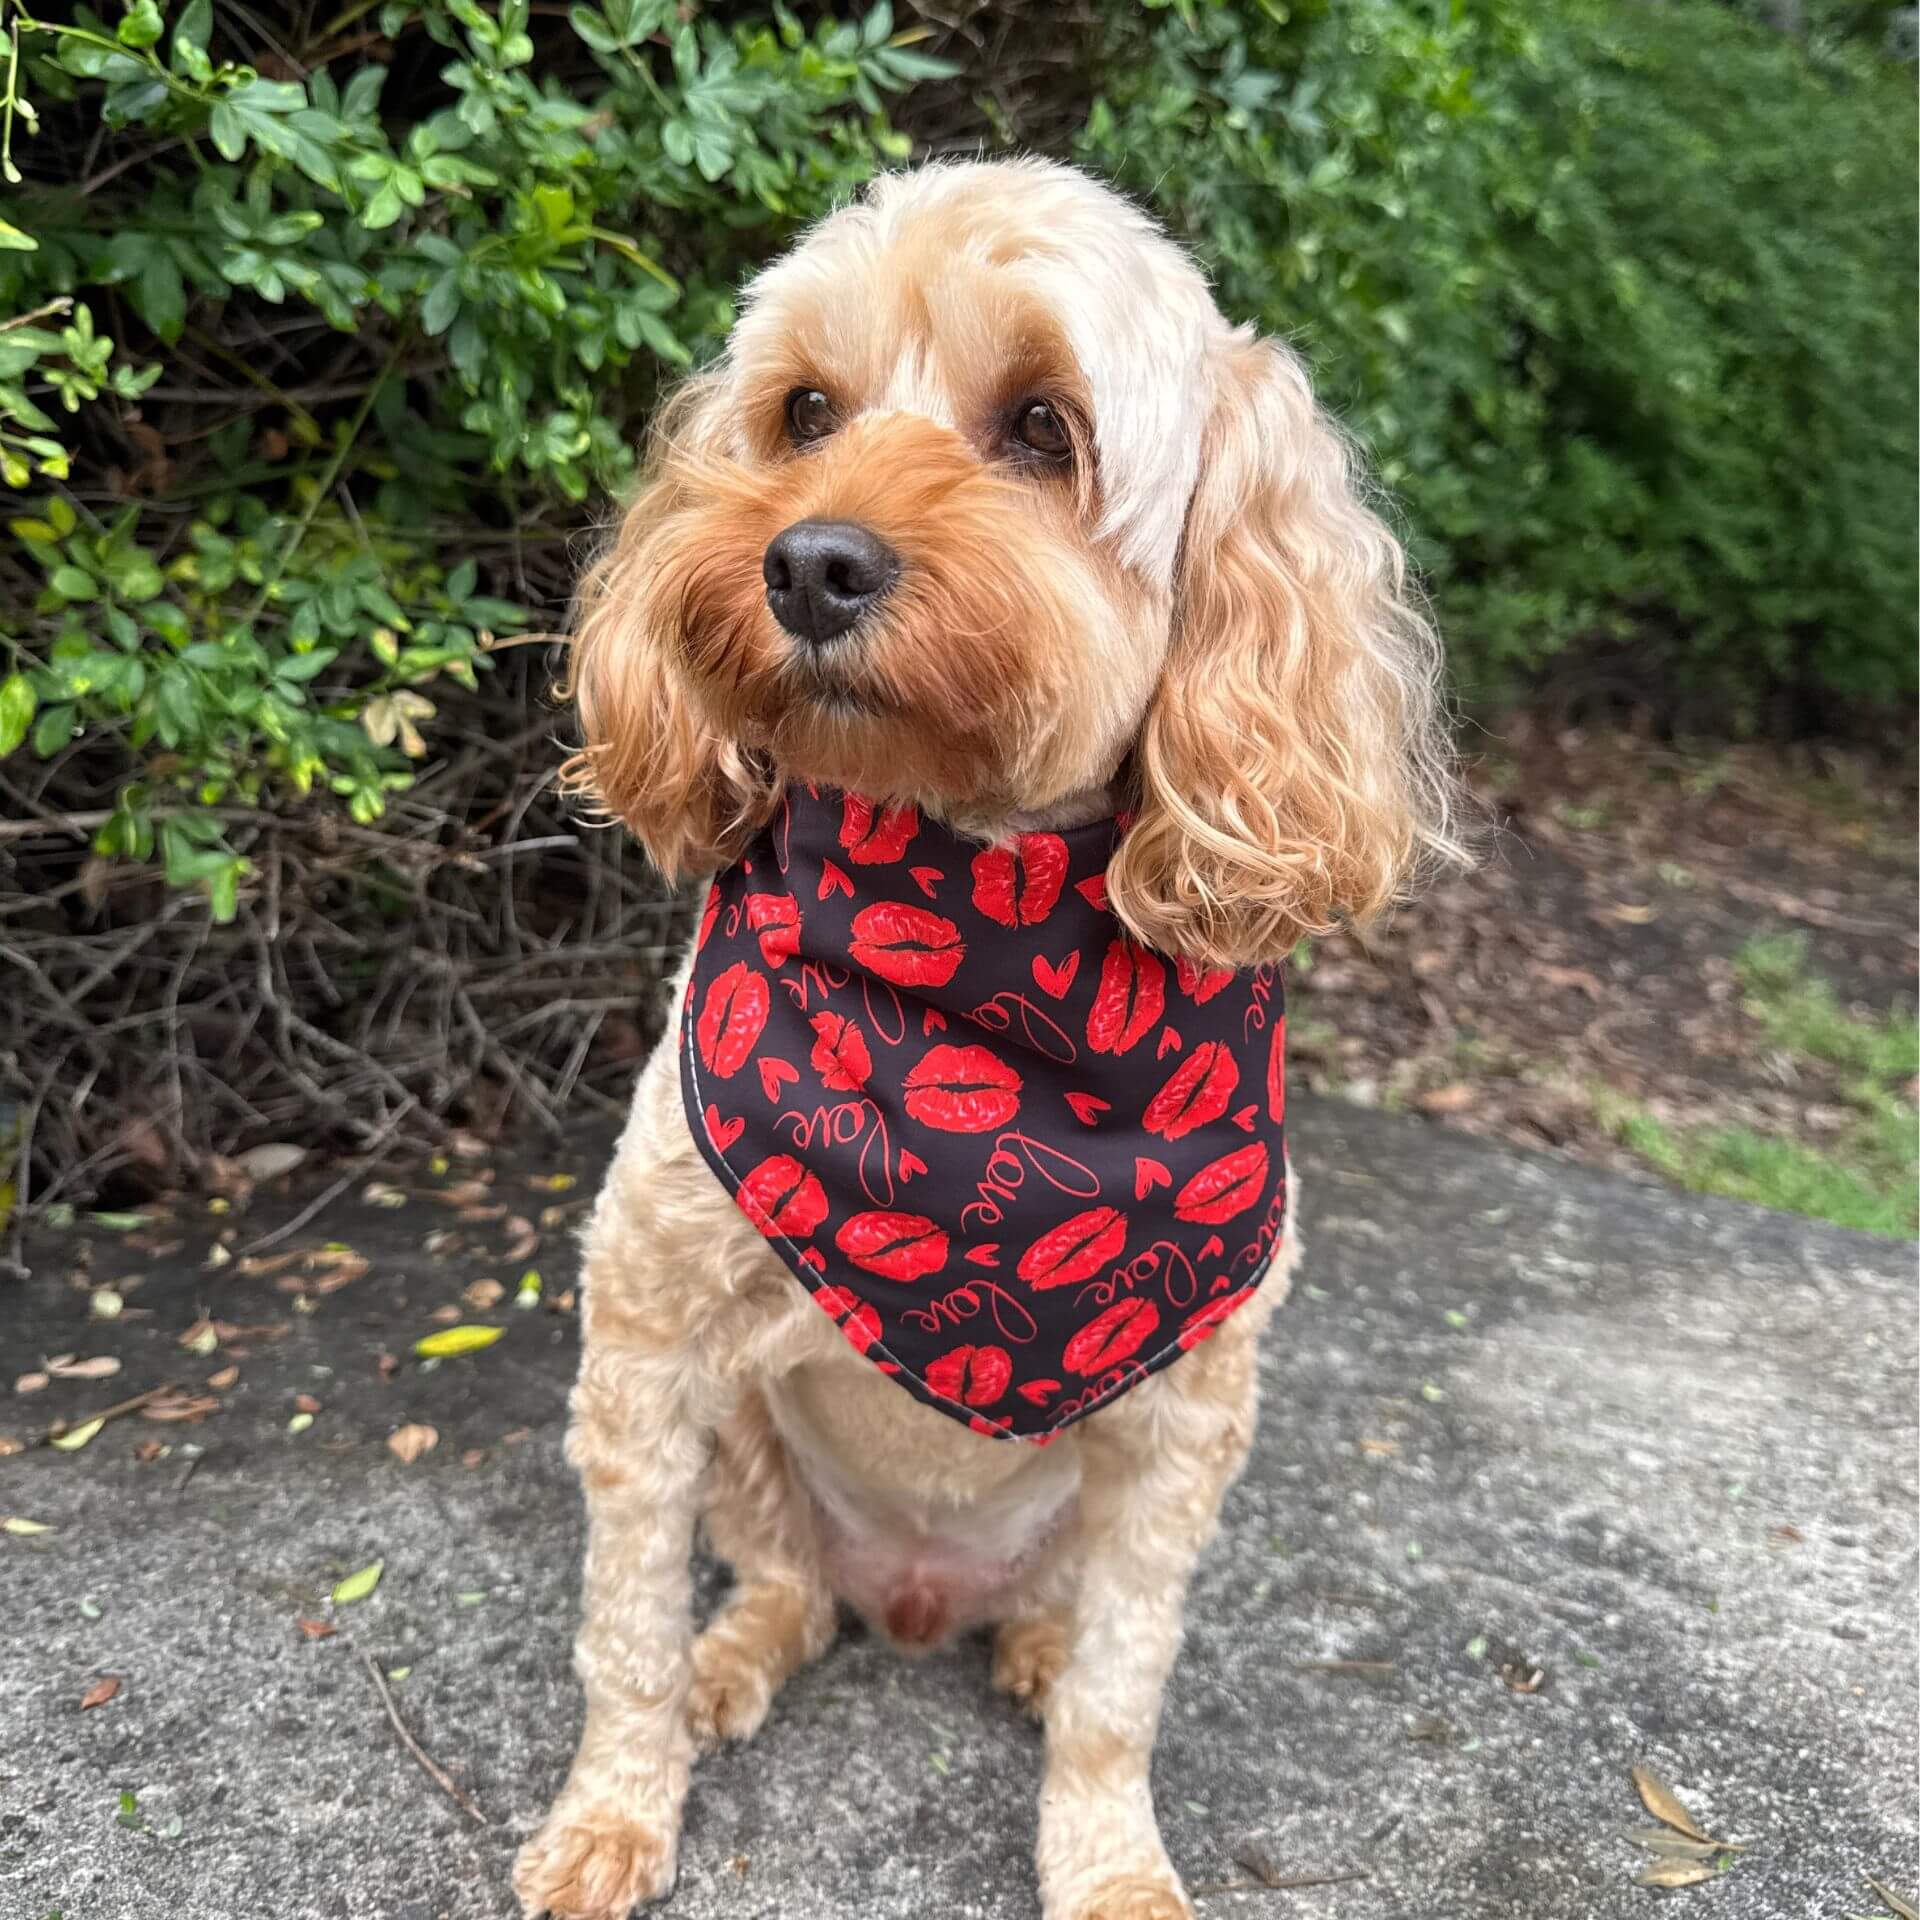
[681,786,1288,1444]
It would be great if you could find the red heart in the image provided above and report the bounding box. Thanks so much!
[1199,1234,1226,1262]
[922,1007,947,1036]
[758,1057,798,1103]
[1156,1025,1183,1059]
[818,859,853,900]
[1063,1092,1110,1127]
[910,865,944,898]
[1016,1378,1060,1405]
[1075,875,1109,911]
[1032,951,1080,998]
[898,1149,928,1182]
[703,1104,744,1154]
[799,1246,826,1272]
[964,1244,1001,1268]
[1231,1104,1258,1132]
[1134,1156,1172,1200]
[1210,1273,1235,1294]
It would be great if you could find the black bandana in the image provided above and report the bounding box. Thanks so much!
[681,786,1288,1443]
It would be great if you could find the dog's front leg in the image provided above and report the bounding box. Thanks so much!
[514,1181,757,1918]
[1035,1330,1261,1920]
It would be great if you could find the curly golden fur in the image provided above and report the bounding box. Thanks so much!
[517,158,1460,1920]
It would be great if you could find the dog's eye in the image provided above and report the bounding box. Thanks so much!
[785,388,836,444]
[1012,400,1071,462]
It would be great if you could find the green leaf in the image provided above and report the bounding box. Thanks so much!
[31,704,74,756]
[118,0,166,49]
[331,1560,384,1605]
[0,674,36,757]
[50,566,98,602]
[413,1323,505,1358]
[421,270,461,336]
[171,0,213,79]
[0,219,38,254]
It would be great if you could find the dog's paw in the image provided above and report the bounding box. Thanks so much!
[685,1630,775,1750]
[512,1804,676,1919]
[992,1613,1070,1716]
[1064,1874,1194,1920]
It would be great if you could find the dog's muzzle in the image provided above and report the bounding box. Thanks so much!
[763,518,900,646]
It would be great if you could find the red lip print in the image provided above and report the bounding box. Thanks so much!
[1063,1092,1109,1126]
[809,1010,872,1092]
[736,1153,828,1238]
[818,859,854,900]
[759,1057,798,1102]
[924,1343,1012,1408]
[1268,1013,1286,1124]
[703,1104,744,1154]
[1143,1040,1239,1140]
[848,902,965,988]
[1178,1290,1252,1352]
[1176,956,1235,1004]
[1134,1156,1171,1200]
[696,962,769,1079]
[970,833,1069,928]
[903,1042,1022,1133]
[814,1283,880,1355]
[1032,951,1080,999]
[1017,1205,1128,1290]
[1086,940,1165,1055]
[839,793,919,864]
[835,1209,949,1282]
[1173,1141,1270,1224]
[744,892,801,967]
[1063,1296,1161,1376]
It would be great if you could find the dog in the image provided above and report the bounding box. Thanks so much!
[513,158,1459,1920]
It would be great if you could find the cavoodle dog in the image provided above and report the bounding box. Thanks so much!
[515,158,1458,1920]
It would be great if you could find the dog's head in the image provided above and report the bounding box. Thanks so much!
[564,160,1460,966]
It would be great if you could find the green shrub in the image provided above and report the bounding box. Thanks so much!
[1080,0,1918,718]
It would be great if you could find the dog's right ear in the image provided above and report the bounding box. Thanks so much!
[558,373,770,881]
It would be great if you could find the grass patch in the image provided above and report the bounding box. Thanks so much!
[1596,935,1917,1237]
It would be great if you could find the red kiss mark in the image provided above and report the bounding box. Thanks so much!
[1231,1104,1259,1132]
[1086,940,1165,1055]
[1063,1092,1109,1127]
[1173,1141,1269,1225]
[1156,1025,1183,1060]
[964,1244,1001,1268]
[703,1104,744,1154]
[1063,1296,1160,1376]
[922,1007,947,1036]
[847,902,964,988]
[909,865,945,899]
[758,1057,799,1103]
[898,1148,928,1182]
[1018,1206,1128,1289]
[904,1042,1023,1133]
[1075,874,1109,912]
[1032,951,1080,999]
[835,1210,948,1282]
[818,859,854,901]
[1134,1156,1172,1200]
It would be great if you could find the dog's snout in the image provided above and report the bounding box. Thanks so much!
[763,519,899,646]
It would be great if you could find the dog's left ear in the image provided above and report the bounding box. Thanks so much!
[1107,330,1463,969]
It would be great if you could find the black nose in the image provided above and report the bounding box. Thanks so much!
[763,519,899,646]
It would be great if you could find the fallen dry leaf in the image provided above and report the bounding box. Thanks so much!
[235,1250,304,1278]
[427,1304,462,1326]
[15,1372,49,1395]
[529,1172,577,1193]
[207,1365,239,1390]
[1626,1829,1723,1861]
[294,1393,322,1415]
[1359,1437,1401,1457]
[504,1215,540,1262]
[463,1279,505,1311]
[503,1427,531,1446]
[363,1181,408,1208]
[375,1350,399,1380]
[431,1179,494,1207]
[1536,963,1606,998]
[296,1618,337,1641]
[460,1448,486,1469]
[133,1439,167,1463]
[47,1355,122,1381]
[140,1392,220,1424]
[0,1435,21,1456]
[1415,1083,1477,1115]
[1632,1765,1714,1844]
[550,1289,576,1314]
[1867,1879,1920,1920]
[1501,1661,1546,1694]
[79,1675,121,1711]
[456,1203,508,1223]
[1635,1860,1716,1890]
[235,1142,307,1181]
[387,1423,438,1463]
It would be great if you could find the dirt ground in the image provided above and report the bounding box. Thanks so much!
[1286,715,1918,1177]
